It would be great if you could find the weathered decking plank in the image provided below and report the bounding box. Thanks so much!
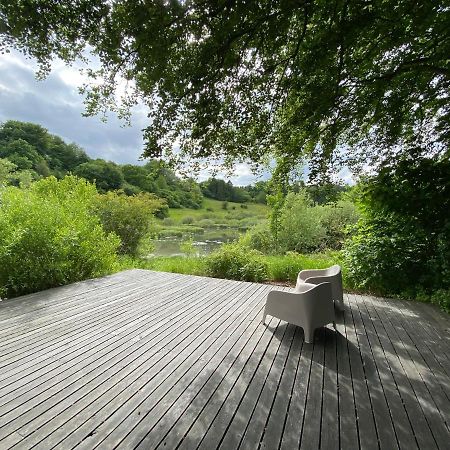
[0,277,243,448]
[1,270,449,450]
[355,295,418,450]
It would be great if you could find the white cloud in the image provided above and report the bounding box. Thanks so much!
[0,50,269,184]
[0,50,149,165]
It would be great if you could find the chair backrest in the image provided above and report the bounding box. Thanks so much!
[326,264,341,276]
[329,265,343,307]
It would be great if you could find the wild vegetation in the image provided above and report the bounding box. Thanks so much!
[0,2,448,313]
[0,120,271,208]
[1,123,448,312]
[0,176,120,298]
[345,157,450,311]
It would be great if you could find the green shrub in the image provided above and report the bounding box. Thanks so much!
[162,217,174,226]
[276,191,326,253]
[94,191,165,255]
[344,157,450,313]
[430,290,450,313]
[119,255,207,276]
[122,182,141,196]
[206,243,268,282]
[265,190,358,254]
[318,200,359,250]
[240,223,276,254]
[197,218,215,228]
[0,176,120,298]
[344,216,429,294]
[181,216,194,224]
[180,238,197,256]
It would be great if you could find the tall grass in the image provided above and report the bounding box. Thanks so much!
[119,255,207,276]
[119,251,349,287]
[265,253,342,283]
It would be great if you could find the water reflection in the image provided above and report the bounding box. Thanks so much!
[151,230,239,256]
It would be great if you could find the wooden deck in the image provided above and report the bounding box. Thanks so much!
[0,270,449,450]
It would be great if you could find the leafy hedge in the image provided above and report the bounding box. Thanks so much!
[93,191,165,255]
[345,156,450,313]
[0,176,120,298]
[206,243,268,282]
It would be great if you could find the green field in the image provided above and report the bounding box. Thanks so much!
[166,198,268,222]
[155,198,269,240]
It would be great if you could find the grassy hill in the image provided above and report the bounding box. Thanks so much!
[156,198,269,240]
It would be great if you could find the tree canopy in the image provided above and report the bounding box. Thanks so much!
[1,1,449,176]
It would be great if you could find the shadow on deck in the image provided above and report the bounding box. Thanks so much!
[0,269,449,449]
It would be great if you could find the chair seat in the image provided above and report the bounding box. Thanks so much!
[262,282,335,343]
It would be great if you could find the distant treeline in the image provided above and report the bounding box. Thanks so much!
[0,120,269,208]
[0,120,349,208]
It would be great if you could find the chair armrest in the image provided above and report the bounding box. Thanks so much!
[303,275,330,285]
[298,268,328,282]
[265,283,334,329]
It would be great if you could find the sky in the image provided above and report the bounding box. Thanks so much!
[0,50,266,186]
[0,50,354,186]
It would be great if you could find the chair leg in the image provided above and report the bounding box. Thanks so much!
[304,328,315,344]
[261,307,267,324]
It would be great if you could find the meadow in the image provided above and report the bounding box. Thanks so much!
[152,198,269,255]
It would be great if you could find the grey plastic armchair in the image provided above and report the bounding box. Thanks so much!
[262,282,335,343]
[297,264,344,311]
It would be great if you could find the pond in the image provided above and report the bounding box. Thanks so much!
[151,229,240,257]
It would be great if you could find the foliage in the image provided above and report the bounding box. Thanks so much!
[2,3,448,177]
[119,250,344,286]
[122,161,204,209]
[318,200,359,250]
[0,120,271,212]
[345,216,430,293]
[243,181,269,204]
[93,191,165,255]
[266,252,345,284]
[277,191,327,253]
[74,159,124,192]
[301,183,349,205]
[206,243,268,282]
[240,223,275,255]
[0,176,119,298]
[427,290,450,314]
[181,216,194,224]
[180,238,197,257]
[157,226,205,238]
[0,157,16,185]
[0,120,89,177]
[246,191,358,254]
[200,178,252,203]
[119,255,207,276]
[345,157,450,306]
